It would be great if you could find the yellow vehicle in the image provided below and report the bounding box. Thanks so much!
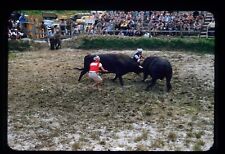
[70,13,91,22]
[76,15,94,24]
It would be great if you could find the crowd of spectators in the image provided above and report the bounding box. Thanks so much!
[8,13,28,40]
[87,11,205,36]
[8,11,208,40]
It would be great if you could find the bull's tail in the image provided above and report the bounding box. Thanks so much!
[74,67,84,71]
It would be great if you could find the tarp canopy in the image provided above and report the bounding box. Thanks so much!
[42,13,58,20]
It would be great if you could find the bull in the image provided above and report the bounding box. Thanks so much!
[141,56,172,92]
[75,54,143,86]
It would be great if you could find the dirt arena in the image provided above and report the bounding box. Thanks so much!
[8,48,214,151]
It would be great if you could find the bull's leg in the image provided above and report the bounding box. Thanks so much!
[112,74,118,82]
[166,76,172,92]
[50,38,55,50]
[142,72,148,82]
[57,39,62,49]
[50,43,54,50]
[118,76,124,86]
[78,70,88,81]
[56,39,60,49]
[145,78,157,91]
[53,39,57,50]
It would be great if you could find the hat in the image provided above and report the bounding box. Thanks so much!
[137,48,143,53]
[93,55,100,61]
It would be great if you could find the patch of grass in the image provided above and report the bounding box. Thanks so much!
[8,52,17,60]
[103,112,110,117]
[187,122,193,127]
[144,109,152,116]
[175,147,182,151]
[8,40,32,51]
[90,131,100,140]
[177,124,184,129]
[126,146,133,151]
[151,138,165,148]
[197,140,205,146]
[192,140,205,151]
[185,107,198,115]
[79,134,89,142]
[167,132,177,142]
[134,129,148,142]
[186,132,194,138]
[95,116,105,123]
[49,131,59,138]
[134,135,143,142]
[194,131,205,139]
[99,140,106,145]
[127,124,134,130]
[67,35,214,54]
[72,142,82,151]
[135,144,148,151]
[191,115,198,121]
[167,111,173,116]
[185,139,192,148]
[159,115,165,121]
[112,134,120,140]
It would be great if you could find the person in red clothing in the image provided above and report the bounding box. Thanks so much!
[88,55,108,89]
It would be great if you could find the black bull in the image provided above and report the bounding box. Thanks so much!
[75,54,142,86]
[141,56,172,92]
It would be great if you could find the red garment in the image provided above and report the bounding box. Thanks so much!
[89,62,100,73]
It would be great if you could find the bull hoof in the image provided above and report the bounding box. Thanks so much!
[166,85,172,92]
[166,88,172,92]
[111,79,116,82]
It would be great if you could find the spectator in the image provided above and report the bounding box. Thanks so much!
[54,29,62,49]
[40,21,47,38]
[193,20,202,31]
[59,19,67,35]
[66,19,72,36]
[8,19,13,30]
[9,28,25,40]
[96,20,103,34]
[18,13,27,31]
[207,18,215,36]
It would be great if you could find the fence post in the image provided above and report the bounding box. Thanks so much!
[180,25,183,38]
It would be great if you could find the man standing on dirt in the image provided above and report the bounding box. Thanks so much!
[88,55,108,90]
[48,27,61,50]
[53,28,62,49]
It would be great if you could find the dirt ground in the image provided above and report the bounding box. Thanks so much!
[8,48,214,151]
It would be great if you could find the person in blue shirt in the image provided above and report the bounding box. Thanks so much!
[18,13,27,31]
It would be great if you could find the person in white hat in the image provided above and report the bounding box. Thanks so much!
[88,55,108,90]
[132,48,144,68]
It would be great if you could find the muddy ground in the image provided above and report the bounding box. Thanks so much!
[8,48,214,151]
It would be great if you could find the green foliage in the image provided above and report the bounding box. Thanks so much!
[8,40,31,51]
[8,35,214,54]
[69,35,214,54]
[8,52,17,60]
